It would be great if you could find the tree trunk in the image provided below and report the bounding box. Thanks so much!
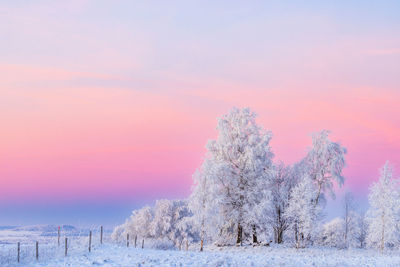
[236,223,242,245]
[278,228,283,244]
[315,182,322,208]
[381,214,385,251]
[277,208,283,244]
[252,225,257,244]
[300,233,304,248]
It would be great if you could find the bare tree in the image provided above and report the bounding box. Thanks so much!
[343,191,355,248]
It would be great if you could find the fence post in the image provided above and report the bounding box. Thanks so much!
[127,233,129,247]
[134,235,137,248]
[100,226,103,245]
[36,241,39,260]
[65,238,68,256]
[186,239,188,251]
[142,239,144,249]
[89,231,92,252]
[17,242,20,263]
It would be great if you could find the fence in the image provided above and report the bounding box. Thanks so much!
[0,226,192,266]
[0,226,113,266]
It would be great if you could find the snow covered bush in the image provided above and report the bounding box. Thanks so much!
[112,199,198,249]
[319,212,362,249]
[111,206,154,243]
[320,218,346,248]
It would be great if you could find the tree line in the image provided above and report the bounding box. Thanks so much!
[112,107,399,251]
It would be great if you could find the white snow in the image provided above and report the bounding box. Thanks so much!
[2,226,400,266]
[23,245,400,267]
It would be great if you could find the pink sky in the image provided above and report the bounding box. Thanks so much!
[1,1,399,225]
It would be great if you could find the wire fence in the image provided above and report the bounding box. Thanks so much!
[0,226,114,266]
[0,226,193,266]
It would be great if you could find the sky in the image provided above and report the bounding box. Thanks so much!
[0,0,399,227]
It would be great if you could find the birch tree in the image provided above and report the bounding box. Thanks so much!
[206,107,274,245]
[304,130,347,207]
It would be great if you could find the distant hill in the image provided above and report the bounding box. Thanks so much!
[0,226,18,230]
[13,224,77,232]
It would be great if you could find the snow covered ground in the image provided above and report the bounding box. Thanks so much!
[0,225,108,266]
[3,243,400,266]
[22,245,400,267]
[2,226,400,266]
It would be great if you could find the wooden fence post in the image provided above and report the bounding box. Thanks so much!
[100,226,103,245]
[200,240,203,252]
[58,226,60,247]
[17,242,20,263]
[186,239,188,251]
[134,235,137,248]
[65,238,68,256]
[142,239,144,249]
[89,231,92,252]
[127,233,129,247]
[36,241,39,260]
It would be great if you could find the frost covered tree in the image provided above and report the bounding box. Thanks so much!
[285,175,320,248]
[253,176,274,244]
[189,159,222,250]
[262,163,297,244]
[356,212,367,248]
[205,107,274,245]
[114,108,353,250]
[150,199,196,247]
[111,206,154,243]
[366,161,400,250]
[303,130,347,207]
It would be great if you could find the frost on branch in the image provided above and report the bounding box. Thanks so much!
[204,107,274,245]
[303,130,347,206]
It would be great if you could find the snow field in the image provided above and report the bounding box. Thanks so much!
[21,245,400,267]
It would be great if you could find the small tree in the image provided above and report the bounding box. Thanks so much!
[189,159,222,250]
[355,212,367,248]
[285,175,319,248]
[266,163,297,244]
[343,191,357,248]
[366,161,400,250]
